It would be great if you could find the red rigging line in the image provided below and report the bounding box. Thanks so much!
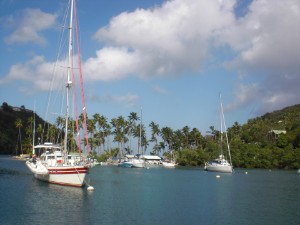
[71,47,81,154]
[70,0,81,155]
[74,0,90,155]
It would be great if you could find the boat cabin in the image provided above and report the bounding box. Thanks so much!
[142,155,162,165]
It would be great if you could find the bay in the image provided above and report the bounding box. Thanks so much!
[0,155,299,225]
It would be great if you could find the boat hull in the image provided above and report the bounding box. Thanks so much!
[162,162,176,168]
[131,162,144,168]
[131,159,145,168]
[26,161,88,187]
[204,164,233,173]
[118,162,133,168]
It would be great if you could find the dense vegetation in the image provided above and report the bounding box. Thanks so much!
[1,102,300,169]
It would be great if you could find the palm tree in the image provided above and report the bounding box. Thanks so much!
[127,112,139,152]
[149,121,160,155]
[190,128,203,149]
[87,117,96,152]
[15,118,23,156]
[111,116,128,158]
[182,126,190,148]
[93,113,109,154]
[160,126,173,152]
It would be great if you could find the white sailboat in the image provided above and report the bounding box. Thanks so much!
[162,161,176,168]
[162,150,176,168]
[26,0,90,187]
[131,107,145,168]
[204,94,233,173]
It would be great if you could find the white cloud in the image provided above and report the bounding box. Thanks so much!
[0,55,66,93]
[220,0,300,75]
[5,8,57,45]
[88,93,138,107]
[216,0,300,114]
[90,0,235,80]
[83,47,139,82]
[2,0,300,115]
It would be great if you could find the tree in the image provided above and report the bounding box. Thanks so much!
[15,118,23,155]
[160,127,173,152]
[127,112,139,151]
[189,128,203,149]
[149,121,160,155]
[111,116,128,158]
[182,126,190,148]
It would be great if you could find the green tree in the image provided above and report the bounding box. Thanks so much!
[149,121,160,155]
[15,118,23,155]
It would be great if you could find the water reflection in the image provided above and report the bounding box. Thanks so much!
[23,181,88,225]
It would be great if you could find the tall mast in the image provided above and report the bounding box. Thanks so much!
[138,106,142,155]
[64,0,74,155]
[219,93,224,156]
[32,101,36,155]
[220,93,232,165]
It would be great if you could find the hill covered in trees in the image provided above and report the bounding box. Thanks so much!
[1,101,299,169]
[0,102,49,155]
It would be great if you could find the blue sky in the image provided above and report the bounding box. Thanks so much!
[1,0,300,137]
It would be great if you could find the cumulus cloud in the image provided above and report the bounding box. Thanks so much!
[217,0,300,113]
[0,55,67,93]
[89,0,235,80]
[4,8,57,45]
[220,0,300,74]
[2,0,299,114]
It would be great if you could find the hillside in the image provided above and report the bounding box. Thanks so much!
[0,102,48,154]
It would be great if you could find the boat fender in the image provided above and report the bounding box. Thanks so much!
[87,186,95,191]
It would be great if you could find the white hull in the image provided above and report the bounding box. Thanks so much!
[26,161,88,187]
[205,164,233,173]
[131,158,145,168]
[162,162,176,168]
[131,162,145,168]
[145,161,162,167]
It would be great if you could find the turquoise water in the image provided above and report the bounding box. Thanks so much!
[0,155,299,225]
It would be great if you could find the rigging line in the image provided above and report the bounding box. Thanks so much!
[71,39,82,154]
[43,0,70,143]
[74,0,90,155]
[220,93,232,165]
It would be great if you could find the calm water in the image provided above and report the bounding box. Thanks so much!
[0,155,299,225]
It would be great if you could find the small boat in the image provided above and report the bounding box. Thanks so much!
[297,168,300,174]
[204,155,232,173]
[118,161,133,168]
[26,0,90,187]
[144,155,162,167]
[162,161,176,168]
[131,156,145,168]
[205,94,233,173]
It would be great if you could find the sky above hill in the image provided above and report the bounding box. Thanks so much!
[0,0,299,136]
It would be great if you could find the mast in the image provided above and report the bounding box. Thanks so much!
[219,93,223,157]
[219,93,232,165]
[138,106,142,155]
[64,0,74,157]
[32,101,36,155]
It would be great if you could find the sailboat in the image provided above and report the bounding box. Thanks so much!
[26,0,90,187]
[131,107,145,168]
[204,94,233,173]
